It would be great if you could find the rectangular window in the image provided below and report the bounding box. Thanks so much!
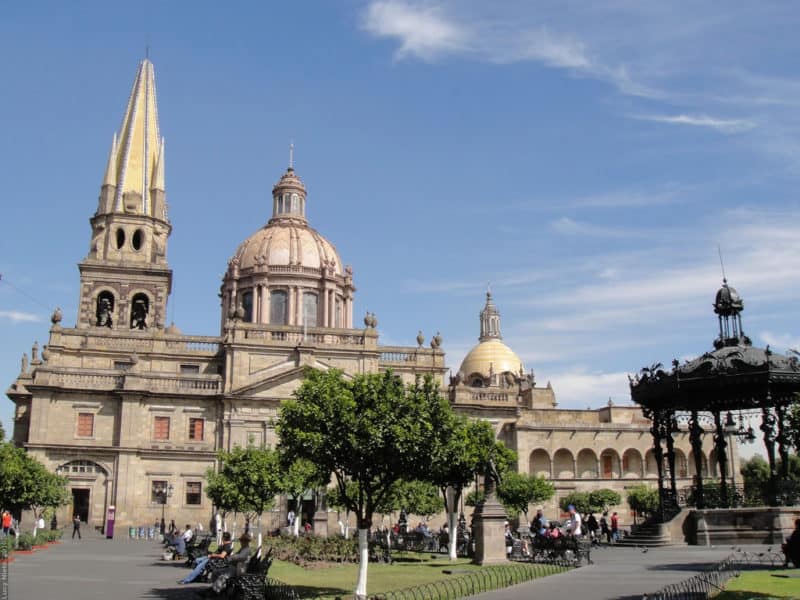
[186,482,202,505]
[153,416,170,440]
[189,418,204,441]
[76,413,94,437]
[180,364,200,374]
[151,480,168,504]
[114,361,133,371]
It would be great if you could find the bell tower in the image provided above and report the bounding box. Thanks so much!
[77,59,172,331]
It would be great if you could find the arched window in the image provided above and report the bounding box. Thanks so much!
[56,460,107,476]
[270,290,287,325]
[303,292,318,327]
[241,291,253,323]
[130,293,150,329]
[96,291,115,327]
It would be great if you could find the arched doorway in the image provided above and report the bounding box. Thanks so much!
[56,460,111,530]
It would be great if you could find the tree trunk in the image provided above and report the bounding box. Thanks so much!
[448,510,459,560]
[355,527,370,599]
[293,517,300,537]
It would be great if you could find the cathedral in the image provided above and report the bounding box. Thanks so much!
[6,59,726,532]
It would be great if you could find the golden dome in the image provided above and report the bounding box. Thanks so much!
[459,339,524,379]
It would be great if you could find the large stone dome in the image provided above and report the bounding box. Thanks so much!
[231,221,342,275]
[459,338,524,379]
[220,164,355,329]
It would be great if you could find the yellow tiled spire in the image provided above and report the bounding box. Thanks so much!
[106,58,164,218]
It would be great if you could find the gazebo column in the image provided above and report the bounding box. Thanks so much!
[712,411,729,508]
[664,411,678,506]
[775,404,790,486]
[650,411,666,521]
[689,411,704,509]
[760,407,779,507]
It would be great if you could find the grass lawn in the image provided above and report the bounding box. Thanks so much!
[714,569,800,599]
[269,553,565,599]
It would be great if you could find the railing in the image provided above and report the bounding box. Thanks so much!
[140,375,221,394]
[470,392,510,402]
[264,578,320,600]
[647,549,787,600]
[379,352,415,362]
[38,371,124,390]
[244,329,366,346]
[680,481,800,508]
[369,562,571,600]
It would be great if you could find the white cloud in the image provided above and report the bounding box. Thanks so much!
[362,1,467,60]
[549,217,659,239]
[632,113,756,134]
[360,1,654,97]
[0,310,41,323]
[543,369,634,409]
[758,331,800,353]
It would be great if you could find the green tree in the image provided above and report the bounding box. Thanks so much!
[0,442,69,521]
[589,489,622,513]
[626,485,659,523]
[427,416,498,560]
[394,479,443,519]
[205,445,282,535]
[559,491,591,514]
[788,399,800,454]
[277,369,445,599]
[280,457,322,536]
[497,472,555,523]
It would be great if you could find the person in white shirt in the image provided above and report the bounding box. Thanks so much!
[566,505,583,537]
[181,524,194,543]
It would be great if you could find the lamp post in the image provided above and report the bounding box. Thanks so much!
[159,482,174,535]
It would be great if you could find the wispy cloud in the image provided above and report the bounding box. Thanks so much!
[632,113,756,134]
[549,217,661,239]
[0,310,41,323]
[759,331,800,353]
[361,0,656,97]
[362,1,467,61]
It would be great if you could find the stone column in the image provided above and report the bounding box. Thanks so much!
[472,474,507,565]
[313,489,329,538]
[287,288,295,327]
[650,410,666,521]
[664,412,678,502]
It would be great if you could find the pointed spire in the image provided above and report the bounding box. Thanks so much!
[107,58,163,218]
[152,137,165,191]
[479,290,502,341]
[102,133,118,187]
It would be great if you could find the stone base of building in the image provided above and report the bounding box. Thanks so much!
[688,507,800,546]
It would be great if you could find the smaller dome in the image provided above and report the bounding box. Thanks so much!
[714,279,743,317]
[459,339,524,379]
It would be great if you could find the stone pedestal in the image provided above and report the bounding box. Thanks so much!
[313,510,329,537]
[472,493,508,565]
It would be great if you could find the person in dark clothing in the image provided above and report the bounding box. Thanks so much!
[72,515,81,540]
[782,518,800,568]
[586,513,599,546]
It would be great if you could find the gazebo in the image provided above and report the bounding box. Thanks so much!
[629,279,800,520]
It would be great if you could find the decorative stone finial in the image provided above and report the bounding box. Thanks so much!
[416,331,424,347]
[430,331,442,349]
[41,345,49,362]
[51,307,63,327]
[31,341,40,363]
[234,303,245,320]
[21,352,29,374]
[363,312,378,329]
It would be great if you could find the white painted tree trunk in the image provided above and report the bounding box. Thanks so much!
[292,518,300,537]
[355,527,369,599]
[448,511,459,560]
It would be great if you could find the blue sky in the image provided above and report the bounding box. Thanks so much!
[2,1,800,445]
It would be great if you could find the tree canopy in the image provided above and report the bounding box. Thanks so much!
[626,484,659,520]
[0,442,69,518]
[496,472,555,520]
[205,445,282,528]
[277,369,450,597]
[558,489,621,514]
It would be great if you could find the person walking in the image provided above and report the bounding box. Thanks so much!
[72,514,81,540]
[2,510,11,536]
[610,511,619,543]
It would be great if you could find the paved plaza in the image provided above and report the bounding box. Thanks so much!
[4,530,783,600]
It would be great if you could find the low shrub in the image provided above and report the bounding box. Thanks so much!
[17,533,34,551]
[0,536,13,558]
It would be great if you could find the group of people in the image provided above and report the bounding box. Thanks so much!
[177,531,253,594]
[517,506,621,546]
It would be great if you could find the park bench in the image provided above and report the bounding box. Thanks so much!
[225,548,274,600]
[186,534,214,566]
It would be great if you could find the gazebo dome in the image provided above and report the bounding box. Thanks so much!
[714,279,743,317]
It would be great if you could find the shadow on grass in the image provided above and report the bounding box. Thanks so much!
[646,561,721,572]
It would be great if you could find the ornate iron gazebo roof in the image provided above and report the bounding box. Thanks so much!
[629,279,800,513]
